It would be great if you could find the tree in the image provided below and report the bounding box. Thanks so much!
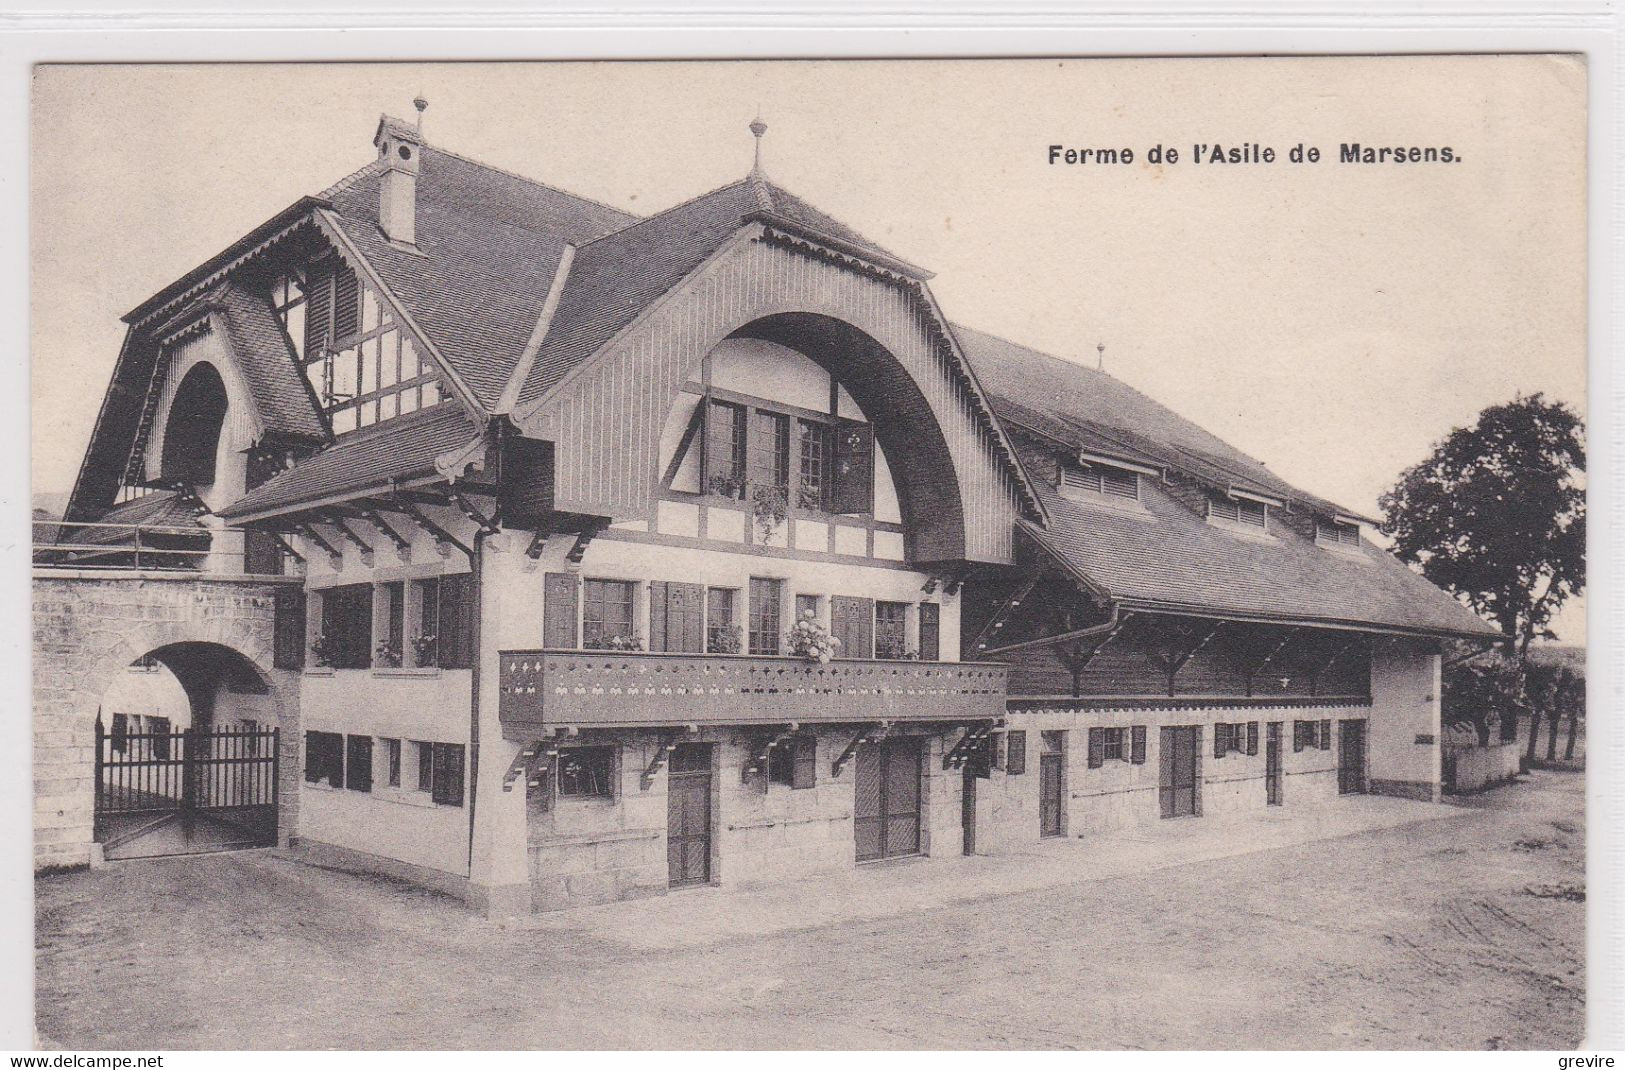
[1561,670,1585,762]
[1380,394,1585,656]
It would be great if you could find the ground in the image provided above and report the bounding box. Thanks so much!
[35,771,1585,1050]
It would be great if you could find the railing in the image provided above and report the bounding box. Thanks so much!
[498,649,1008,735]
[32,520,289,576]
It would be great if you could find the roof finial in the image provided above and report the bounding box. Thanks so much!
[749,110,768,177]
[413,94,429,133]
[1097,341,1105,371]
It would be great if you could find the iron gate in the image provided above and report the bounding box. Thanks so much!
[94,719,279,860]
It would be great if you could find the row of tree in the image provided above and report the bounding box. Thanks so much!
[1442,654,1585,767]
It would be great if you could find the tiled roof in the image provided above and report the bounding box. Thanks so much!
[1021,478,1495,639]
[213,282,327,441]
[90,490,203,531]
[321,146,638,412]
[217,402,480,520]
[956,325,1364,520]
[514,176,913,409]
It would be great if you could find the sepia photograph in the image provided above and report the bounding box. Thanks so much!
[26,55,1590,1050]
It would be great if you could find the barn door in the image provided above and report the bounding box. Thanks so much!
[1338,719,1368,794]
[666,743,713,887]
[1159,726,1200,818]
[1039,753,1064,837]
[854,736,922,861]
[1265,721,1283,805]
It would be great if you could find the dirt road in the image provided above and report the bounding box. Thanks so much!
[35,771,1585,1049]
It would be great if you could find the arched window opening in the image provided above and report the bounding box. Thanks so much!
[159,363,229,487]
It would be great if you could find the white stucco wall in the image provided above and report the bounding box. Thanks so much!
[1367,640,1442,801]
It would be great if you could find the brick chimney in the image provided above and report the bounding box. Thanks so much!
[372,111,423,246]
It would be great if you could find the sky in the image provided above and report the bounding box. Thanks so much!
[30,57,1588,641]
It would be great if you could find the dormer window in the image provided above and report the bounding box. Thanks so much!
[1316,519,1361,547]
[1208,495,1268,529]
[1059,460,1140,502]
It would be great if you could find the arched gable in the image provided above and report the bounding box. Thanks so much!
[519,229,1033,564]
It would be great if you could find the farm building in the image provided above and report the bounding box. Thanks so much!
[36,110,1498,912]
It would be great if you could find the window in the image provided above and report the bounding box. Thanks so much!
[875,601,909,659]
[557,747,614,799]
[749,410,790,492]
[1209,496,1268,529]
[1294,720,1325,753]
[705,400,747,496]
[582,579,637,649]
[749,578,783,655]
[149,717,171,759]
[304,730,344,788]
[110,713,129,755]
[345,735,373,792]
[767,734,817,789]
[798,420,830,509]
[384,737,402,787]
[794,593,821,625]
[1214,723,1246,758]
[918,602,941,661]
[1060,462,1140,501]
[413,578,440,667]
[377,581,405,667]
[706,587,739,653]
[414,741,465,806]
[319,584,373,669]
[1102,726,1126,761]
[1004,730,1027,775]
[1316,520,1361,547]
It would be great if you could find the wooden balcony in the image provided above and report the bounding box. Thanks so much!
[498,650,1008,737]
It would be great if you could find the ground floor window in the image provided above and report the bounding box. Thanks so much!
[557,746,615,799]
[304,730,344,787]
[767,734,817,789]
[412,740,466,806]
[345,735,373,792]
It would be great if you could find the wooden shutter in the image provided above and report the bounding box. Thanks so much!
[436,573,474,669]
[1087,727,1104,768]
[1320,719,1333,750]
[543,572,579,649]
[1214,724,1227,759]
[304,262,332,354]
[273,587,307,670]
[1247,722,1259,756]
[332,265,360,342]
[791,734,817,789]
[830,595,873,659]
[1131,725,1147,765]
[647,581,669,651]
[831,420,875,514]
[668,582,704,653]
[1005,730,1027,775]
[1293,721,1304,752]
[346,735,373,792]
[432,742,465,806]
[1158,728,1174,817]
[918,602,940,661]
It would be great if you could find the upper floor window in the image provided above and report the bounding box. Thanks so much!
[1316,519,1361,547]
[694,394,873,516]
[1060,461,1140,502]
[798,420,830,509]
[875,600,909,659]
[748,577,783,656]
[582,579,638,650]
[1208,495,1268,530]
[705,400,748,496]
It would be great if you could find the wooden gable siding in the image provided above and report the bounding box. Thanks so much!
[529,233,1026,564]
[1000,620,1372,700]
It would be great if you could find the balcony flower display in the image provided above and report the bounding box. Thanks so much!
[374,639,403,668]
[309,633,334,669]
[708,624,743,655]
[411,633,438,667]
[786,610,841,664]
[585,633,645,652]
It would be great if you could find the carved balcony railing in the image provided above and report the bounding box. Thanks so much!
[498,650,1008,736]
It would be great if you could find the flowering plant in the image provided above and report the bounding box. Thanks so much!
[786,610,841,664]
[585,633,644,652]
[751,483,789,541]
[374,639,403,668]
[310,633,334,668]
[411,633,439,667]
[709,624,744,655]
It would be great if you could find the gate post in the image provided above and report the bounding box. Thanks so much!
[93,716,105,843]
[181,726,198,815]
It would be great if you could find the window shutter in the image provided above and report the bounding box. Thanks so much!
[1087,727,1104,769]
[791,734,817,789]
[346,735,373,792]
[830,420,875,514]
[432,742,465,806]
[304,263,332,354]
[542,572,579,650]
[1293,721,1304,753]
[1130,725,1147,765]
[332,265,360,342]
[1005,730,1027,776]
[1247,721,1259,756]
[1320,719,1333,750]
[273,587,307,670]
[1214,724,1227,759]
[437,573,474,669]
[917,602,941,661]
[830,595,874,659]
[647,581,669,651]
[668,582,705,654]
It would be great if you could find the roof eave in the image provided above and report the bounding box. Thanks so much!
[1111,596,1501,644]
[744,210,934,281]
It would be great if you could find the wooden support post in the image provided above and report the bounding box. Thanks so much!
[451,489,499,536]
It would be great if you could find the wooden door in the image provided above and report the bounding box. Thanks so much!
[1159,726,1201,818]
[1039,753,1064,837]
[1338,719,1368,794]
[1265,721,1283,805]
[854,736,921,861]
[830,595,874,659]
[666,743,713,887]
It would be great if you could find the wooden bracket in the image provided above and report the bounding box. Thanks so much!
[565,519,608,567]
[942,720,996,771]
[641,731,682,790]
[742,723,800,783]
[451,489,500,536]
[970,574,1040,654]
[387,494,473,560]
[330,520,375,566]
[269,533,305,564]
[502,740,548,792]
[1244,627,1305,697]
[830,721,887,779]
[1308,636,1366,696]
[524,514,558,562]
[359,508,413,560]
[295,523,344,569]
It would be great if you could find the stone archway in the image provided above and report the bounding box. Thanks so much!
[32,573,301,869]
